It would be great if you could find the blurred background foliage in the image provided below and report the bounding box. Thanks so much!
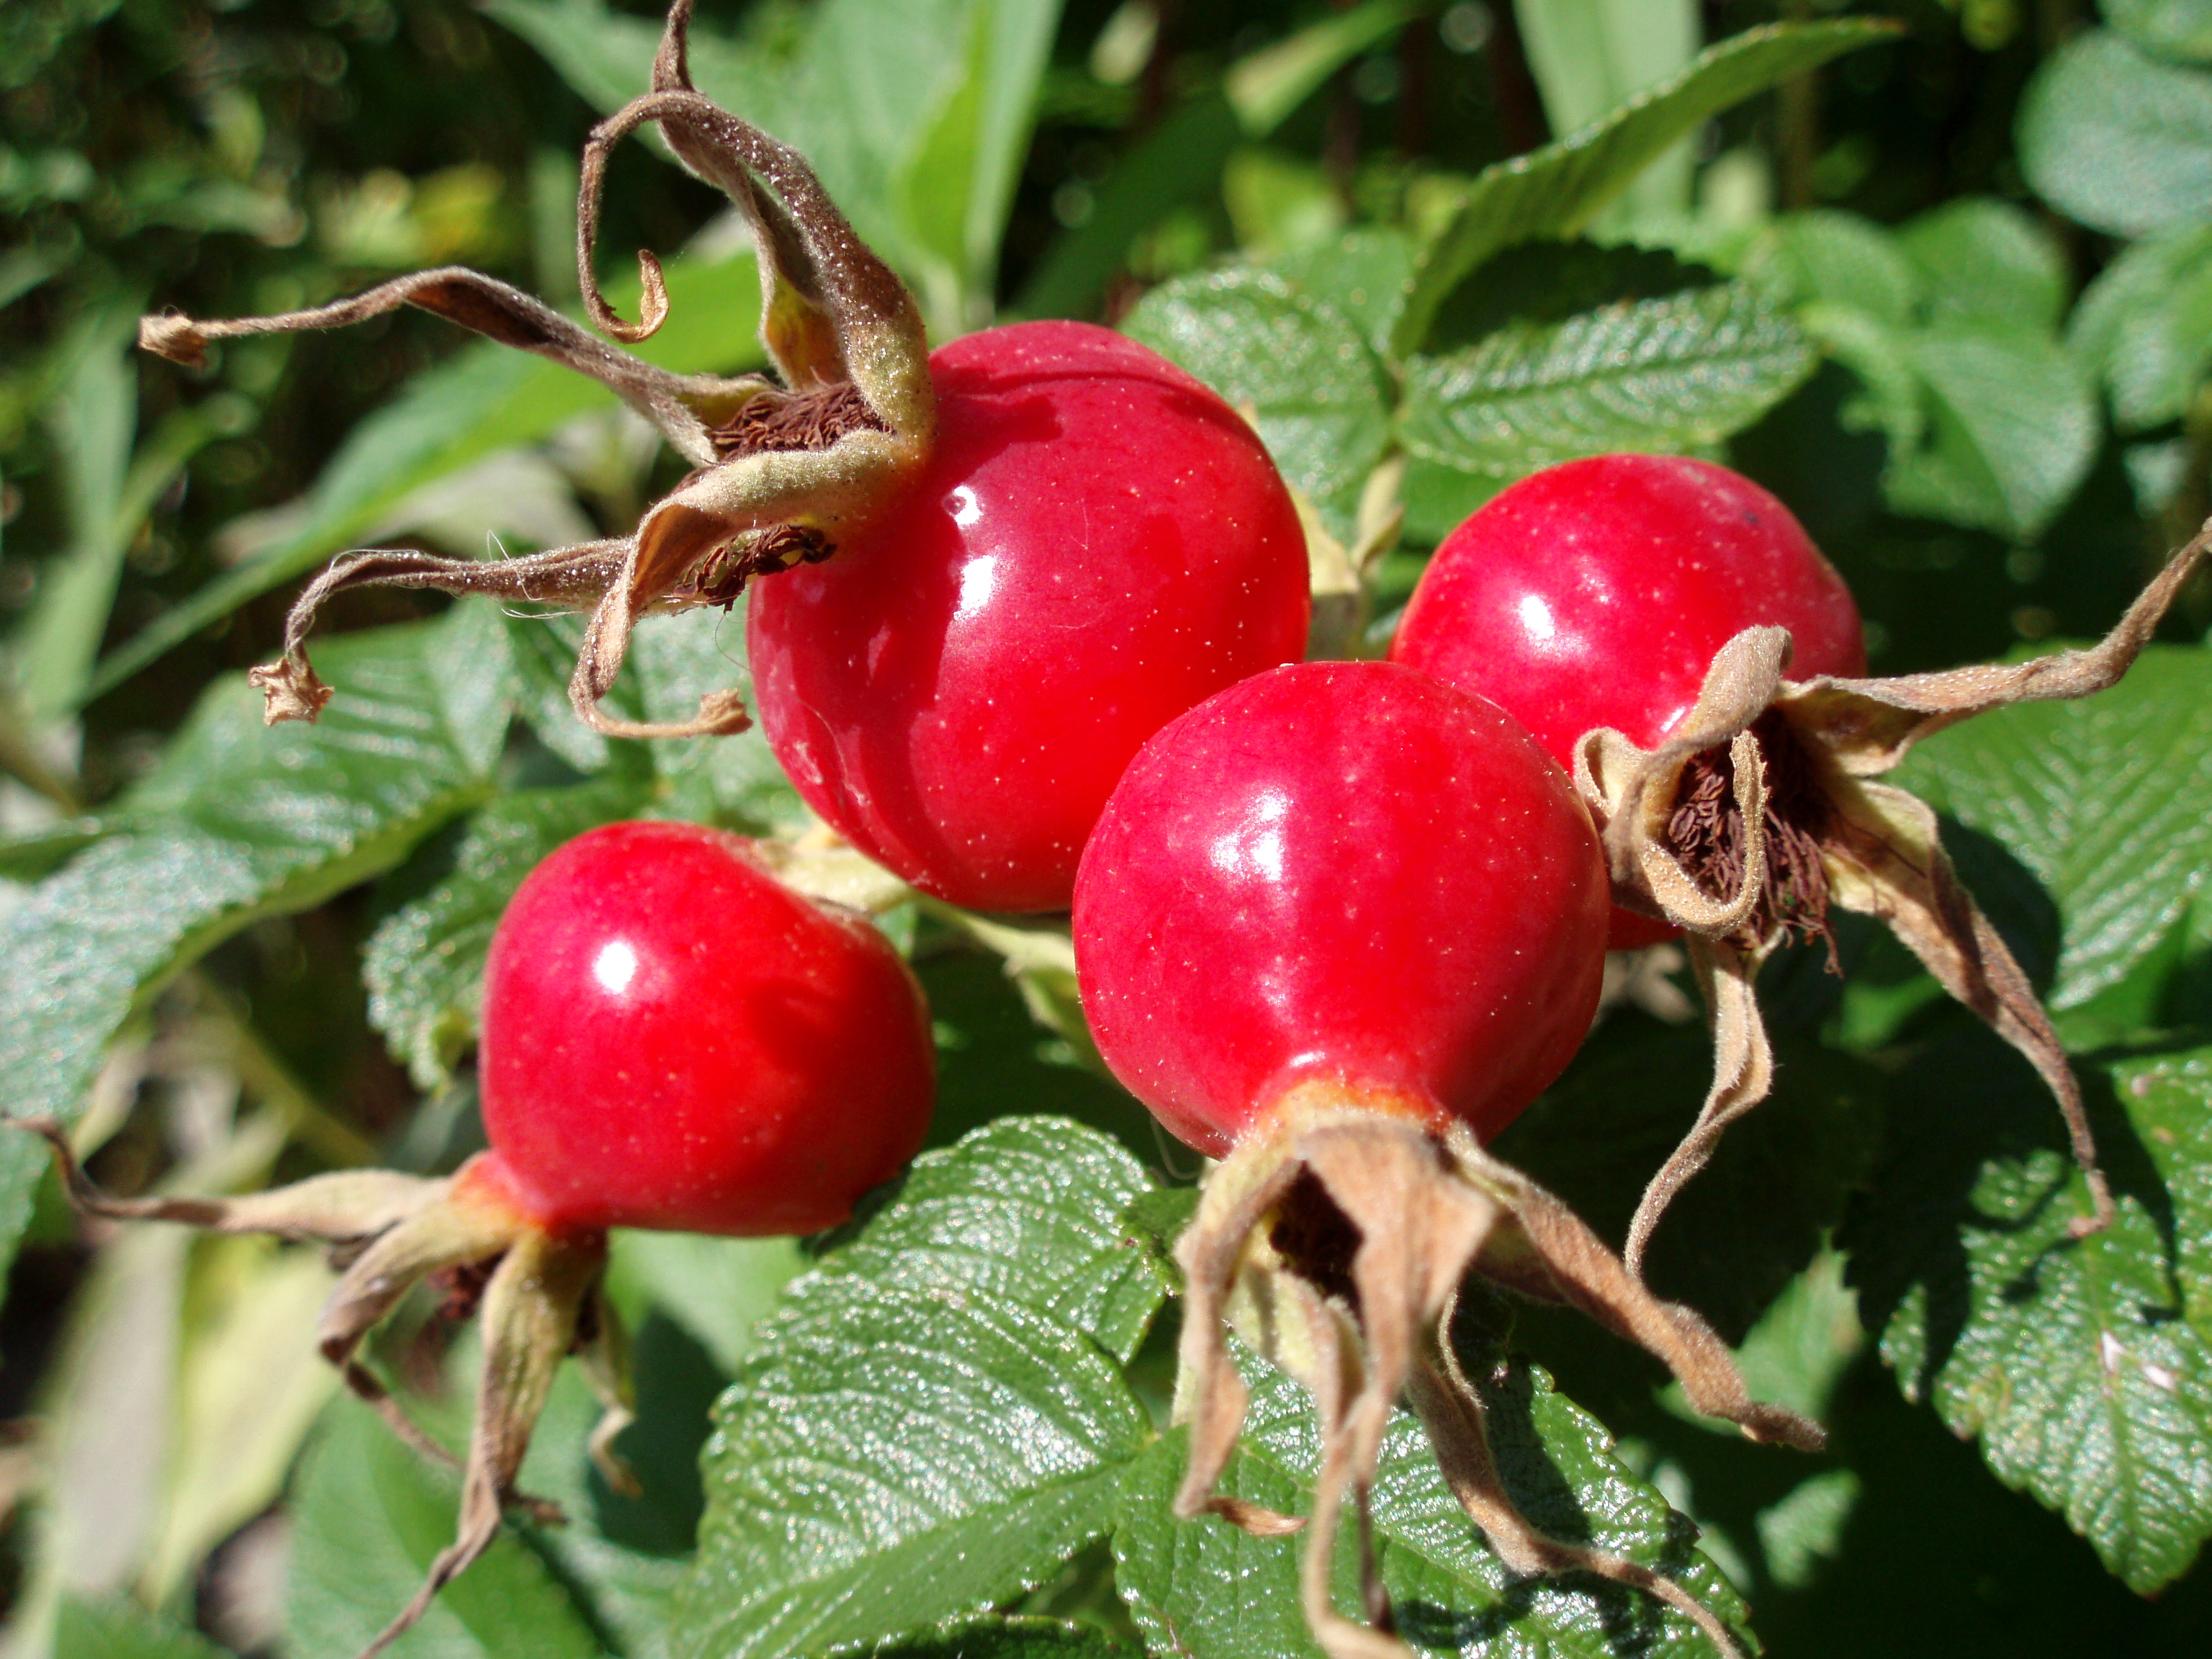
[4,1,2212,1657]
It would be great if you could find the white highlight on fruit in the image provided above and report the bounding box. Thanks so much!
[1211,788,1290,884]
[1518,592,1557,643]
[957,553,999,620]
[949,484,983,527]
[594,940,639,995]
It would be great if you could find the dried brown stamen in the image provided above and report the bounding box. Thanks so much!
[1667,709,1840,968]
[711,381,884,457]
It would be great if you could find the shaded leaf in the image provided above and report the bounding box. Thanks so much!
[1879,324,2099,541]
[1894,199,2069,335]
[605,1232,806,1377]
[1844,1029,2212,1592]
[856,1619,1143,1659]
[1395,19,1895,355]
[1497,1018,1884,1346]
[284,1399,605,1659]
[1741,210,1919,325]
[2019,30,2212,238]
[1396,279,1814,542]
[2108,0,2212,62]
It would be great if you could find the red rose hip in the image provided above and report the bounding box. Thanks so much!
[480,819,934,1236]
[1074,660,1813,1658]
[1074,660,1607,1154]
[751,320,1309,913]
[1392,454,1863,948]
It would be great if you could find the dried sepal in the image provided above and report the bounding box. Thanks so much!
[13,1120,625,1659]
[1571,524,2211,1262]
[143,0,932,741]
[1169,1086,1815,1659]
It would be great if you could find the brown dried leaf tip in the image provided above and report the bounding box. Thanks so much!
[139,0,932,741]
[1574,521,2212,1275]
[13,1118,637,1659]
[1172,1084,1822,1659]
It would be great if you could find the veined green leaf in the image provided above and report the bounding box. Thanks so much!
[1846,1032,2212,1592]
[855,1620,1143,1659]
[1394,19,1895,356]
[1895,646,2212,1014]
[1112,1346,1752,1658]
[0,614,505,1282]
[1396,279,1815,542]
[674,1119,1166,1659]
[1122,268,1391,526]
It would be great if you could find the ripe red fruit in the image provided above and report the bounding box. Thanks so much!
[1393,454,1865,759]
[1074,659,1607,1154]
[1391,454,1864,947]
[24,819,934,1658]
[750,319,1310,914]
[478,819,936,1236]
[1073,660,1812,1657]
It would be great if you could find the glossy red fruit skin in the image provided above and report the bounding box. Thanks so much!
[478,822,934,1236]
[1073,660,1609,1158]
[1390,454,1867,950]
[750,320,1310,914]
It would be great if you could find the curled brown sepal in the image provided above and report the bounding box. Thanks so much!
[11,1117,633,1659]
[1167,1085,1820,1659]
[1570,523,2212,1265]
[145,0,932,742]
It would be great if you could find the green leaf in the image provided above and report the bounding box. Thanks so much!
[285,1399,606,1659]
[1112,1346,1750,1657]
[55,1599,228,1659]
[1513,0,1701,225]
[1740,210,1920,325]
[814,1116,1169,1364]
[2069,222,2212,431]
[2105,0,2212,66]
[1267,228,1417,360]
[1121,268,1391,524]
[1394,19,1896,356]
[674,1118,1166,1659]
[1497,1018,1884,1344]
[1894,199,2070,336]
[1894,646,2212,1014]
[606,1232,806,1377]
[1844,1030,2212,1592]
[84,248,763,703]
[1879,324,2100,541]
[0,614,502,1282]
[2019,30,2212,238]
[1396,279,1815,543]
[855,1619,1143,1659]
[675,1282,1150,1659]
[364,778,649,1091]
